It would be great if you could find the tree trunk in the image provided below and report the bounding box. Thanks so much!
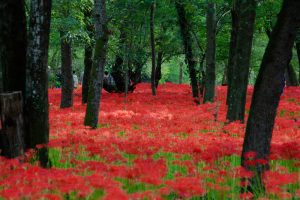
[226,0,257,122]
[25,0,52,167]
[0,92,24,158]
[60,32,73,108]
[226,2,238,105]
[266,29,298,87]
[84,0,109,128]
[204,2,216,103]
[296,42,300,81]
[241,0,300,193]
[82,45,93,104]
[150,1,156,96]
[111,29,128,92]
[82,9,94,104]
[155,51,163,88]
[0,0,27,96]
[175,1,199,99]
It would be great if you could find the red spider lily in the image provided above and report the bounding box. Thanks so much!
[165,177,205,198]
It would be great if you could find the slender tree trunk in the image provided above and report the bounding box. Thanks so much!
[0,0,27,96]
[81,10,95,104]
[155,51,163,88]
[150,1,156,95]
[82,9,94,104]
[25,0,52,167]
[111,29,127,92]
[204,2,216,103]
[84,0,109,128]
[296,41,300,81]
[226,1,238,105]
[226,0,257,122]
[82,45,93,103]
[241,0,300,192]
[60,32,73,108]
[175,1,199,99]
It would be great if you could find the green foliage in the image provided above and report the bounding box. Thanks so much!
[48,0,299,86]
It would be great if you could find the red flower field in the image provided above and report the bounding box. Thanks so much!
[1,83,300,199]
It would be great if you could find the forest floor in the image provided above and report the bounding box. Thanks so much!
[1,83,300,199]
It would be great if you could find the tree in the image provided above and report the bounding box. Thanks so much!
[0,0,27,96]
[296,31,300,81]
[241,0,300,193]
[175,1,199,100]
[84,0,109,128]
[25,0,52,167]
[59,3,74,108]
[226,0,257,122]
[0,0,27,158]
[204,2,216,103]
[82,4,94,104]
[150,1,157,96]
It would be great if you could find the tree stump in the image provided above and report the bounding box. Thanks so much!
[0,91,24,158]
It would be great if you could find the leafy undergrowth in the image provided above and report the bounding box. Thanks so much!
[1,83,300,199]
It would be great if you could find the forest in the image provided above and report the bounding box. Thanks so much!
[0,0,300,199]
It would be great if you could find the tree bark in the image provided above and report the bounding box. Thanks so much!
[204,2,216,103]
[226,2,238,105]
[60,32,73,108]
[226,0,257,122]
[0,0,27,96]
[296,41,300,81]
[175,1,199,99]
[266,29,298,86]
[84,0,109,128]
[0,92,24,158]
[150,1,156,95]
[25,0,52,167]
[241,0,300,192]
[82,45,93,103]
[82,9,94,104]
[155,51,163,88]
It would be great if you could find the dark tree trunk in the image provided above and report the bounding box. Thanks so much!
[110,29,136,93]
[266,29,298,87]
[82,45,93,103]
[204,2,216,103]
[0,0,27,96]
[150,1,156,95]
[296,42,300,81]
[82,9,94,104]
[226,0,257,122]
[175,1,199,99]
[25,0,52,167]
[0,92,24,158]
[155,51,163,88]
[60,32,73,108]
[241,0,300,192]
[226,2,238,105]
[84,0,109,128]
